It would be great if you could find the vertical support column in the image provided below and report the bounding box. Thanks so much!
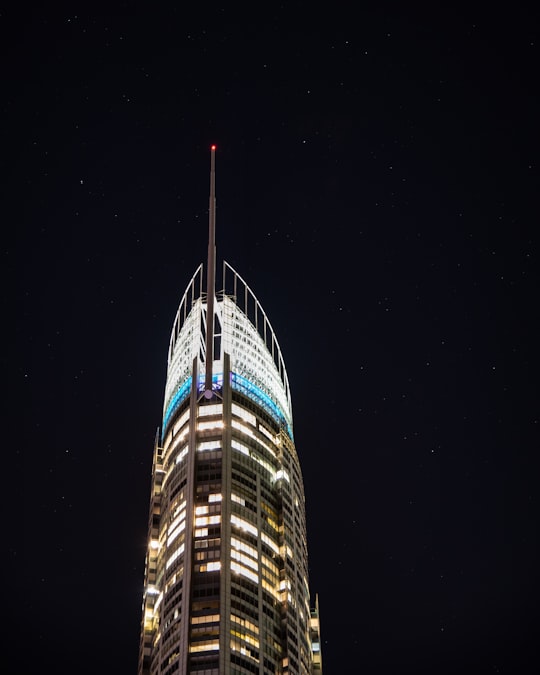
[219,353,233,672]
[178,357,200,674]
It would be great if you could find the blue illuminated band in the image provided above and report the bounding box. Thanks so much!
[162,376,192,437]
[230,372,293,440]
[162,371,292,440]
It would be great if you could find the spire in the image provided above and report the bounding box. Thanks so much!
[204,145,217,396]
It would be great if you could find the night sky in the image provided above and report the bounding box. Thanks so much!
[5,4,539,674]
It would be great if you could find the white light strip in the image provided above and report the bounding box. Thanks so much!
[231,561,259,584]
[166,543,185,569]
[197,440,221,451]
[231,514,258,537]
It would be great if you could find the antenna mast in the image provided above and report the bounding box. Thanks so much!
[204,145,217,396]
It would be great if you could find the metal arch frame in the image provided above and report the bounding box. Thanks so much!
[162,260,294,438]
[220,260,292,416]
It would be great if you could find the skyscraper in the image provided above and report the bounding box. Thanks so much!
[138,147,322,675]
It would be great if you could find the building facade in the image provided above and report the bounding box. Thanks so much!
[138,149,322,675]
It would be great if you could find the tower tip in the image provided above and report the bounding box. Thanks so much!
[211,144,217,151]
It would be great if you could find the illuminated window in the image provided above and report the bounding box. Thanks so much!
[231,492,245,506]
[257,423,273,440]
[197,420,224,431]
[230,515,258,537]
[261,532,279,554]
[232,403,256,426]
[230,628,260,649]
[231,439,249,456]
[195,515,221,527]
[232,438,276,477]
[275,468,290,483]
[265,515,279,531]
[189,640,220,653]
[198,404,223,417]
[175,445,188,464]
[196,560,222,573]
[198,440,221,452]
[231,549,258,572]
[261,554,279,576]
[231,419,255,438]
[165,543,185,569]
[262,579,280,600]
[167,520,185,546]
[231,561,259,584]
[231,536,258,559]
[169,507,187,533]
[192,614,220,625]
[173,408,191,435]
[231,613,259,635]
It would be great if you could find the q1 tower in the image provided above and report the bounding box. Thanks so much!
[138,147,322,675]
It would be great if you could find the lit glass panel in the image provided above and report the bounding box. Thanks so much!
[175,445,188,464]
[231,439,249,456]
[275,468,290,483]
[261,554,279,576]
[167,520,186,546]
[231,437,276,477]
[192,615,220,625]
[231,419,255,438]
[231,561,259,584]
[230,515,258,537]
[262,579,280,600]
[198,404,223,417]
[261,532,279,554]
[231,549,258,572]
[258,423,276,443]
[230,629,260,649]
[173,500,187,517]
[189,640,220,653]
[197,420,224,431]
[231,536,258,559]
[231,614,259,635]
[165,543,185,569]
[197,440,221,452]
[231,403,256,426]
[169,507,187,532]
[173,408,190,435]
[231,420,275,456]
[195,515,221,526]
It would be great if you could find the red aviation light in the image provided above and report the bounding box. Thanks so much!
[211,144,217,150]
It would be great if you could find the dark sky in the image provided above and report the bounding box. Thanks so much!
[5,4,539,674]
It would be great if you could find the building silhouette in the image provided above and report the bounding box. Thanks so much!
[138,147,322,675]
